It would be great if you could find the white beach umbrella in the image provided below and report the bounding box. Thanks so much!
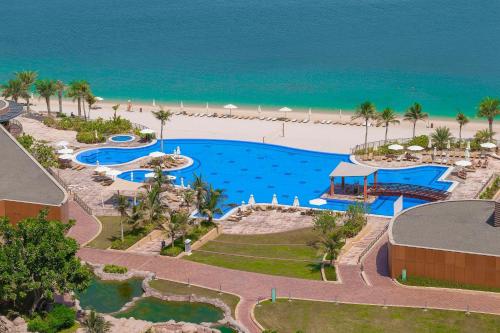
[140,128,155,135]
[339,109,342,121]
[248,194,256,205]
[271,194,278,206]
[206,103,209,112]
[480,142,497,149]
[152,99,156,107]
[464,148,470,160]
[145,172,156,178]
[446,140,451,150]
[407,145,424,152]
[167,175,176,180]
[57,148,74,155]
[180,177,185,188]
[58,154,73,160]
[309,198,327,206]
[95,96,104,101]
[224,104,238,116]
[388,144,404,151]
[258,105,262,116]
[427,138,432,149]
[149,151,166,158]
[56,140,69,147]
[279,107,292,118]
[433,147,437,157]
[466,140,471,150]
[176,146,181,155]
[455,160,472,167]
[94,165,110,173]
[308,108,312,120]
[292,196,300,207]
[180,101,184,110]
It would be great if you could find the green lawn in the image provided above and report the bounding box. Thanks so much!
[148,278,240,317]
[87,216,132,249]
[59,322,80,333]
[398,275,500,293]
[255,299,500,333]
[185,228,326,280]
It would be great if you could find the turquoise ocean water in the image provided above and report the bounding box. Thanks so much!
[1,0,499,117]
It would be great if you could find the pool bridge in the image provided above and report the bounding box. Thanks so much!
[367,183,450,202]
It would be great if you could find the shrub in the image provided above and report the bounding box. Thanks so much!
[17,134,34,150]
[479,177,500,199]
[103,264,128,274]
[407,135,429,148]
[160,246,183,257]
[27,305,75,333]
[28,316,51,333]
[76,131,105,144]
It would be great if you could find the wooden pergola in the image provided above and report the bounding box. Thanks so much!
[329,162,378,201]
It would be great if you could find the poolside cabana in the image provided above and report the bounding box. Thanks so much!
[101,178,145,207]
[329,162,378,201]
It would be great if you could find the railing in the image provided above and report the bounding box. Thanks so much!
[48,168,71,193]
[74,192,94,216]
[47,168,94,216]
[131,122,148,130]
[367,183,450,201]
[357,223,389,265]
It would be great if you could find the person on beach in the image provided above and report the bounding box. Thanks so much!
[127,100,132,112]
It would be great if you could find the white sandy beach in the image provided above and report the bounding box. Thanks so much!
[30,99,497,154]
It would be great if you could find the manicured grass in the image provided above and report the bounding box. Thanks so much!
[161,222,215,257]
[398,275,500,293]
[148,278,240,317]
[59,322,80,333]
[87,216,134,249]
[255,299,500,333]
[185,228,325,280]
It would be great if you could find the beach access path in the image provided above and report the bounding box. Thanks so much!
[70,205,500,333]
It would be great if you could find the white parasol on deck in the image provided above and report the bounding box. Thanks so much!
[407,145,424,152]
[271,194,278,206]
[248,194,256,205]
[309,198,327,206]
[480,142,497,149]
[455,160,472,167]
[388,144,404,151]
[149,151,166,158]
[58,154,73,160]
[57,148,74,155]
[292,196,300,207]
[279,107,292,118]
[140,128,155,135]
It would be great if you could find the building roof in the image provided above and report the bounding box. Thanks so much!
[329,162,377,178]
[0,100,24,122]
[389,200,500,257]
[0,125,67,206]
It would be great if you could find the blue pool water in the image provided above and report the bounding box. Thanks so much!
[75,139,452,216]
[110,135,135,142]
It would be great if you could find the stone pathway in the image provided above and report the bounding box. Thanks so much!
[67,200,101,246]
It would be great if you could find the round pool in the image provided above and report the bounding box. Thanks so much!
[109,134,135,143]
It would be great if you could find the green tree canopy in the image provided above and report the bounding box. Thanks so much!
[352,101,377,153]
[477,97,499,140]
[404,103,428,138]
[377,107,400,143]
[0,211,91,315]
[35,79,57,116]
[431,126,452,150]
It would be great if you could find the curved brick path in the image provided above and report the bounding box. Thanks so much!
[70,205,500,333]
[67,200,101,246]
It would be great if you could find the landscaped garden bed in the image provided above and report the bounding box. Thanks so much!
[397,275,500,293]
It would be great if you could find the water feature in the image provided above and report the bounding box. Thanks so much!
[115,297,224,324]
[77,278,144,313]
[109,134,135,143]
[75,139,453,216]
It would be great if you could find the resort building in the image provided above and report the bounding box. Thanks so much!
[388,200,500,288]
[0,124,69,224]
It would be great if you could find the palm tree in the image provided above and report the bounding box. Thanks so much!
[351,101,377,153]
[474,129,496,144]
[136,183,169,228]
[169,211,191,247]
[112,104,120,120]
[81,310,112,333]
[455,112,469,145]
[55,80,65,114]
[317,228,345,267]
[377,107,400,143]
[153,106,172,152]
[477,97,500,140]
[16,71,38,112]
[1,78,25,103]
[430,126,452,150]
[67,80,90,118]
[200,186,225,223]
[404,103,428,138]
[192,173,208,211]
[35,79,57,116]
[182,190,195,209]
[85,93,97,120]
[116,194,130,242]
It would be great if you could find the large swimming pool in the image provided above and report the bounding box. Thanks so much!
[75,139,453,217]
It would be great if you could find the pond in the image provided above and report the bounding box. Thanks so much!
[115,297,224,324]
[77,278,144,313]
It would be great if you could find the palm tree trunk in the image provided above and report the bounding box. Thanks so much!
[160,122,164,152]
[26,96,30,113]
[82,100,87,120]
[489,118,493,139]
[384,123,389,143]
[58,92,63,113]
[45,97,51,116]
[364,119,368,154]
[412,122,416,138]
[120,220,124,242]
[459,125,462,145]
[77,97,81,117]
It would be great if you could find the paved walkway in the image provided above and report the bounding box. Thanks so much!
[69,204,500,333]
[67,200,101,246]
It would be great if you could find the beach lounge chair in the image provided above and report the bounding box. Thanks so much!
[258,117,265,120]
[320,120,327,124]
[303,119,309,123]
[326,120,332,124]
[291,119,297,122]
[271,117,277,121]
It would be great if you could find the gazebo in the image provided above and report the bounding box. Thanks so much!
[329,162,378,201]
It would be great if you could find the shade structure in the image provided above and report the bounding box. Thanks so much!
[149,151,166,158]
[292,196,300,207]
[94,165,110,173]
[279,107,292,118]
[407,145,424,152]
[95,96,104,101]
[455,160,472,167]
[329,162,377,178]
[309,198,327,206]
[271,194,278,205]
[480,142,497,149]
[248,194,256,205]
[57,148,74,155]
[145,172,155,178]
[388,144,404,151]
[56,140,69,147]
[58,154,73,160]
[140,128,155,135]
[224,104,238,116]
